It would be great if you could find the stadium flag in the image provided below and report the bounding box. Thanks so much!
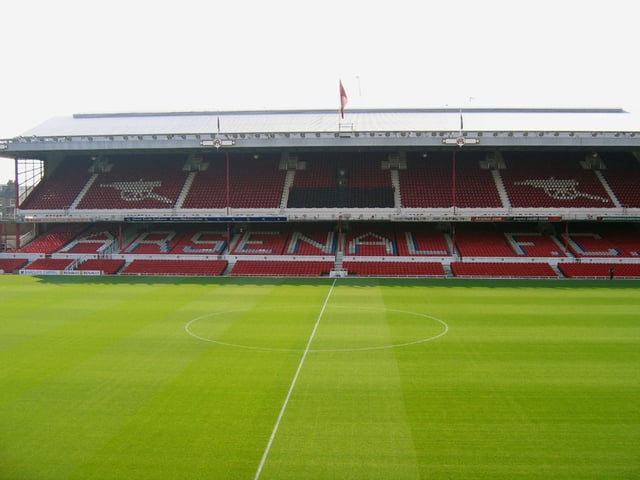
[339,80,348,119]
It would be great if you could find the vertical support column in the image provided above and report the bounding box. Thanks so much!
[451,222,456,256]
[451,149,457,211]
[226,152,230,214]
[14,159,18,207]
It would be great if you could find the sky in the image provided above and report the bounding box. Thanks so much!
[0,0,638,183]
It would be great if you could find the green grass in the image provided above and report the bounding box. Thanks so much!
[1,276,639,479]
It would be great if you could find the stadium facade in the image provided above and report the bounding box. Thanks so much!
[0,107,639,278]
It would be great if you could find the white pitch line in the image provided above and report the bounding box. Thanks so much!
[254,278,337,480]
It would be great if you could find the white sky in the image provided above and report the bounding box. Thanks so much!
[1,0,638,183]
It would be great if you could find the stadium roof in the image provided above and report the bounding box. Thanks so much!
[2,107,640,157]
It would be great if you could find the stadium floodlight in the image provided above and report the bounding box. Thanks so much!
[200,138,236,148]
[442,136,480,147]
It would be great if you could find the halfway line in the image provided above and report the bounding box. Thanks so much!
[254,278,337,480]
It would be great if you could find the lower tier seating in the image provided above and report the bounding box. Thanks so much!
[18,224,87,254]
[558,263,640,278]
[120,259,227,276]
[454,230,516,257]
[229,260,333,276]
[343,261,445,277]
[23,258,75,271]
[0,258,29,273]
[76,259,126,275]
[451,262,558,278]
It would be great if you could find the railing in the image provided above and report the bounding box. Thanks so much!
[15,205,640,223]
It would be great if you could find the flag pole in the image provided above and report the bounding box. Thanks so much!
[339,80,348,119]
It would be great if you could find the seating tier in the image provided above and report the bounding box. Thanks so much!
[0,258,29,273]
[182,154,286,208]
[121,259,227,276]
[288,153,393,208]
[599,153,640,208]
[451,262,558,277]
[343,261,445,276]
[23,258,75,271]
[77,155,187,209]
[454,226,515,257]
[501,152,613,208]
[399,152,502,208]
[558,263,640,278]
[20,156,93,210]
[76,258,126,274]
[18,224,87,254]
[229,260,333,276]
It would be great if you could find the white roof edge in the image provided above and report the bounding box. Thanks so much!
[9,107,640,143]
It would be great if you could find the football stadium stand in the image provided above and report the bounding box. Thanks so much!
[1,108,639,278]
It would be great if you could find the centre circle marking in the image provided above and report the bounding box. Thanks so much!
[184,306,448,352]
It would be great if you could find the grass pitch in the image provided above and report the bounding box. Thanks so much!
[0,276,638,479]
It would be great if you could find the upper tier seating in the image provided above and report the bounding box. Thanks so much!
[182,153,286,208]
[501,152,614,208]
[288,152,394,208]
[288,187,394,208]
[181,155,226,208]
[399,152,502,208]
[227,154,286,208]
[598,152,640,208]
[399,153,451,208]
[77,154,187,209]
[19,150,639,213]
[20,156,93,210]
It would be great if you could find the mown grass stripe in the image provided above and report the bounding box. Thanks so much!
[254,278,336,479]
